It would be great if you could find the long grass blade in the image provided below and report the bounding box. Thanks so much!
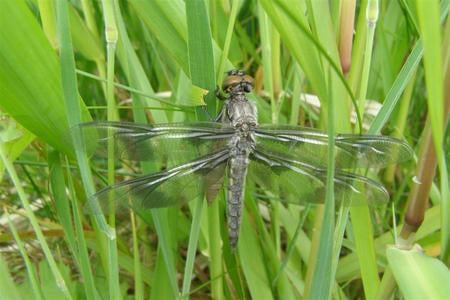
[56,1,116,299]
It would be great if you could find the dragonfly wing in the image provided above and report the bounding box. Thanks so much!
[86,150,229,215]
[79,121,234,166]
[248,148,389,207]
[255,125,413,169]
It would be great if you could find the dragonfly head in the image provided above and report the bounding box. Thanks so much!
[222,70,253,96]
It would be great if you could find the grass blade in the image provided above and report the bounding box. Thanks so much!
[56,1,116,299]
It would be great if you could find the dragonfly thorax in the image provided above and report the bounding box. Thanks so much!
[226,99,258,129]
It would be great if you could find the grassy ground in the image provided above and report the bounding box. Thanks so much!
[0,0,448,299]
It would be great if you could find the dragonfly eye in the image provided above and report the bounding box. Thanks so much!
[243,82,252,93]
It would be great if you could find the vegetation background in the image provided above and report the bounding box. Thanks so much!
[0,0,448,299]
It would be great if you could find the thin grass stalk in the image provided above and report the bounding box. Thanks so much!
[5,210,44,300]
[101,0,118,221]
[216,0,239,85]
[289,68,303,125]
[347,1,381,298]
[383,73,416,183]
[80,0,107,97]
[305,68,336,300]
[346,0,367,98]
[368,39,422,134]
[356,0,378,123]
[130,210,143,300]
[269,10,282,259]
[100,1,122,298]
[331,206,350,282]
[324,71,336,296]
[75,70,191,108]
[181,198,205,298]
[442,17,450,264]
[258,5,282,258]
[0,141,71,299]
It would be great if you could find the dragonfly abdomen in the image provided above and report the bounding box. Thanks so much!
[227,153,250,249]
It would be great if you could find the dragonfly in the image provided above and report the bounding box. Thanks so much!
[80,70,413,249]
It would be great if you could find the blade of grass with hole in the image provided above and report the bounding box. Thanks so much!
[185,2,223,299]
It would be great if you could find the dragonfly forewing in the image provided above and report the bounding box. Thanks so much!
[80,121,234,168]
[255,125,414,169]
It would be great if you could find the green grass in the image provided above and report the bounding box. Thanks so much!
[0,0,448,299]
